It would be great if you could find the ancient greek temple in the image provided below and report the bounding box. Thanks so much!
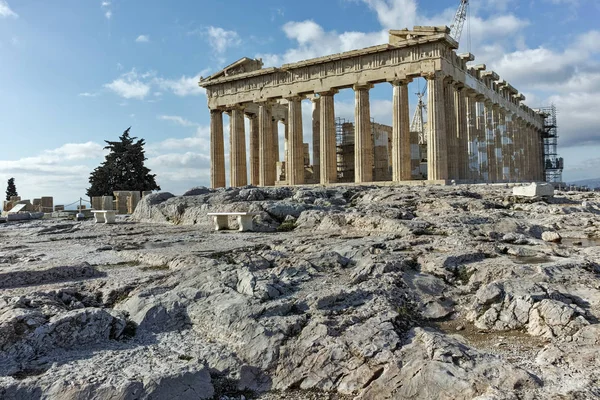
[199,26,546,188]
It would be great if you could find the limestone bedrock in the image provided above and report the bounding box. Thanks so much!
[0,184,599,399]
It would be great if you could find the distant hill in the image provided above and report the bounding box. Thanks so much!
[569,177,600,188]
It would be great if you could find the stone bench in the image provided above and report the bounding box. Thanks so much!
[207,212,259,232]
[91,210,117,224]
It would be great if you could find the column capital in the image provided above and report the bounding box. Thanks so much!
[464,88,477,97]
[316,89,339,97]
[389,78,412,86]
[421,71,446,81]
[453,81,466,91]
[226,104,246,112]
[443,75,455,84]
[255,99,277,107]
[284,95,304,102]
[353,83,374,91]
[210,108,224,115]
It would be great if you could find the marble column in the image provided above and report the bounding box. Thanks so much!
[517,118,531,181]
[476,99,487,181]
[497,108,507,181]
[425,72,448,181]
[229,106,247,187]
[516,118,524,181]
[454,84,468,180]
[465,91,478,181]
[445,78,459,180]
[210,109,226,188]
[354,84,374,183]
[525,123,533,181]
[311,98,321,181]
[538,130,546,181]
[484,102,496,182]
[287,96,304,185]
[258,102,274,186]
[283,120,289,166]
[391,79,411,181]
[319,90,338,184]
[247,112,260,186]
[272,118,280,164]
[506,113,515,181]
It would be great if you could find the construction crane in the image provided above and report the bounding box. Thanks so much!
[410,0,470,146]
[410,86,427,145]
[449,0,469,44]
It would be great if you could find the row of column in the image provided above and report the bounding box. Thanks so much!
[209,74,545,188]
[426,72,545,182]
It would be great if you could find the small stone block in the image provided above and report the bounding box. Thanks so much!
[512,182,554,198]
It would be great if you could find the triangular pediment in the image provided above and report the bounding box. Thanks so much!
[200,57,264,84]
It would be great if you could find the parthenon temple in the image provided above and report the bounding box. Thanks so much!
[199,26,546,188]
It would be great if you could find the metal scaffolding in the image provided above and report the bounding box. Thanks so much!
[336,117,355,182]
[540,105,563,183]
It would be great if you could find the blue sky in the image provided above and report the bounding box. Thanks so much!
[1,0,599,203]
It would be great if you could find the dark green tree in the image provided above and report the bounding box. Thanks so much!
[5,177,18,201]
[86,128,160,197]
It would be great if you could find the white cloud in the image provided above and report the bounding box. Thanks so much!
[0,0,17,18]
[103,68,207,99]
[151,126,211,152]
[105,11,112,19]
[358,0,417,30]
[44,142,106,161]
[135,35,150,43]
[105,78,150,99]
[104,69,154,99]
[101,1,111,6]
[78,92,99,97]
[158,115,199,127]
[258,21,387,66]
[155,73,206,97]
[0,142,107,203]
[205,26,241,54]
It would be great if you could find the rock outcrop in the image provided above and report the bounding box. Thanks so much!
[0,184,599,399]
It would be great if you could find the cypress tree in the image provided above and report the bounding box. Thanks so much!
[5,178,18,201]
[86,128,160,197]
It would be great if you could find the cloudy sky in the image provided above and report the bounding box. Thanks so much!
[1,0,599,203]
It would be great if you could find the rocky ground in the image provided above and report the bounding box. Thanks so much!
[1,184,600,399]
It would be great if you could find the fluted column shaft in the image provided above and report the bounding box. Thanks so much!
[514,118,522,181]
[517,118,530,181]
[354,84,374,183]
[210,109,226,188]
[319,91,338,184]
[455,86,468,180]
[526,123,534,181]
[391,79,411,181]
[476,100,486,181]
[258,103,274,186]
[538,130,546,181]
[516,119,525,181]
[465,93,478,181]
[484,102,496,182]
[311,98,321,180]
[229,106,247,187]
[530,127,536,181]
[497,109,507,181]
[272,118,280,164]
[287,97,304,185]
[247,113,260,186]
[445,79,459,180]
[505,113,515,181]
[426,72,448,181]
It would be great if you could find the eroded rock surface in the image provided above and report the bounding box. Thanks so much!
[0,185,599,399]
